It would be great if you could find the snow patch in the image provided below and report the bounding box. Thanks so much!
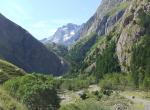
[63,34,70,41]
[63,27,68,31]
[70,31,75,35]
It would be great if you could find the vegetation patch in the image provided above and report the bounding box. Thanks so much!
[3,74,60,110]
[107,2,129,16]
[59,75,96,91]
[96,39,121,78]
[131,11,150,88]
[68,33,97,64]
[99,73,133,91]
[45,43,68,57]
[0,87,27,110]
[0,59,25,83]
[59,99,109,110]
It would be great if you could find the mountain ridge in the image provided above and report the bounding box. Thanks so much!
[0,13,68,75]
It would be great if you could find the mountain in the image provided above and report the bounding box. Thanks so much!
[41,23,81,46]
[68,0,128,63]
[0,13,68,75]
[69,0,150,77]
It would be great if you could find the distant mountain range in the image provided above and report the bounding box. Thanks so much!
[0,13,68,75]
[41,23,81,46]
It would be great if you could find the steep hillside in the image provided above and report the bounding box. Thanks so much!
[68,0,129,64]
[0,59,25,83]
[45,42,68,57]
[78,0,150,84]
[116,0,150,72]
[0,60,27,109]
[41,23,81,46]
[0,13,68,75]
[69,0,150,81]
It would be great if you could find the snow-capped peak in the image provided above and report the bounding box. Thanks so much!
[41,23,81,46]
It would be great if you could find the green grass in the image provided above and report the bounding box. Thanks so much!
[0,60,27,109]
[0,87,27,110]
[122,90,150,100]
[60,99,110,110]
[0,59,25,83]
[132,103,145,110]
[107,2,129,16]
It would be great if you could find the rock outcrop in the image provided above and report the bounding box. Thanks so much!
[73,0,128,41]
[116,0,150,72]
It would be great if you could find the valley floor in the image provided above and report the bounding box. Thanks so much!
[59,85,150,110]
[59,85,99,105]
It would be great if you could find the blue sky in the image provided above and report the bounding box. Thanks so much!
[0,0,101,39]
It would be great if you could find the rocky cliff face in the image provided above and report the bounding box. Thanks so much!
[71,0,150,75]
[116,0,150,72]
[0,13,68,75]
[73,0,128,42]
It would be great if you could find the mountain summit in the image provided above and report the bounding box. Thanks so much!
[41,23,81,46]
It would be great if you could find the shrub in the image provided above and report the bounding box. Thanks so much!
[103,90,113,96]
[99,73,132,91]
[80,92,88,100]
[92,91,103,100]
[3,74,60,110]
[143,76,150,91]
[138,11,150,34]
[60,75,96,91]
